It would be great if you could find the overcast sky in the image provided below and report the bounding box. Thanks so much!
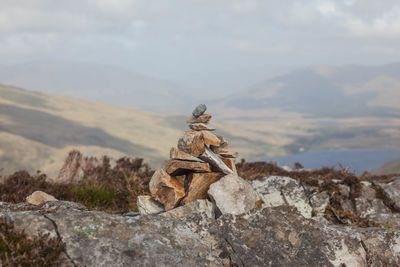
[1,0,400,89]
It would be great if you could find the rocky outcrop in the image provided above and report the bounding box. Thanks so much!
[2,200,400,266]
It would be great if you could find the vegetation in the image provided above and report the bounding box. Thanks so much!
[0,217,65,266]
[0,156,153,213]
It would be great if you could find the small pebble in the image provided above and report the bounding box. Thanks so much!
[192,104,207,117]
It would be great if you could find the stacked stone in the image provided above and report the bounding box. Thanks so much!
[148,104,239,211]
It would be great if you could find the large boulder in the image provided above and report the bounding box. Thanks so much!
[2,201,400,266]
[250,176,313,218]
[208,174,257,215]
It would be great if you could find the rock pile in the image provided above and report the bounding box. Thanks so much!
[143,104,256,214]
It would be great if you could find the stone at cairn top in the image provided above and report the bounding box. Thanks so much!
[192,104,207,118]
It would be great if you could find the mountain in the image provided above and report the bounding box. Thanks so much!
[209,62,400,157]
[218,62,400,118]
[372,158,400,175]
[0,61,199,113]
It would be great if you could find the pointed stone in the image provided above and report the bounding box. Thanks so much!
[165,159,211,176]
[182,172,224,205]
[186,114,212,124]
[137,195,164,215]
[170,147,204,162]
[189,123,216,131]
[149,169,185,211]
[199,146,233,175]
[192,104,207,117]
[201,131,221,146]
[177,130,205,157]
[221,158,237,174]
[218,149,238,158]
[208,174,257,215]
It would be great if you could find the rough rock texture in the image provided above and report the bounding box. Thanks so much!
[250,176,313,218]
[137,195,164,215]
[187,114,212,124]
[2,201,400,267]
[380,177,400,211]
[199,146,233,175]
[149,169,185,211]
[182,172,223,204]
[162,199,215,219]
[189,123,216,131]
[177,130,205,157]
[208,174,257,215]
[221,158,237,174]
[26,191,58,205]
[217,206,400,267]
[165,159,211,176]
[217,149,238,158]
[192,104,207,117]
[169,147,204,162]
[201,131,221,146]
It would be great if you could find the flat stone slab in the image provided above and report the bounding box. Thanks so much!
[187,114,212,124]
[165,159,211,176]
[169,147,204,162]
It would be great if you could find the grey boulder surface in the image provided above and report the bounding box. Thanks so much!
[208,173,257,215]
[250,176,313,218]
[192,104,207,118]
[2,200,400,266]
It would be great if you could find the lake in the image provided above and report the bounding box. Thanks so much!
[262,149,400,175]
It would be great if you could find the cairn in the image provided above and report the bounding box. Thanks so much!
[147,104,239,211]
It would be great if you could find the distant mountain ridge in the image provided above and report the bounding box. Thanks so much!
[218,62,400,118]
[0,61,199,113]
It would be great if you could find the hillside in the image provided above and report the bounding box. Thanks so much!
[372,158,400,175]
[0,84,186,177]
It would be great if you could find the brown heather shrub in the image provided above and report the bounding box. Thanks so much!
[0,155,154,214]
[0,217,66,266]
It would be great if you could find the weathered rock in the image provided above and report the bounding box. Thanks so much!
[3,201,400,266]
[355,183,391,218]
[187,114,212,124]
[189,123,216,131]
[250,176,313,218]
[182,172,223,204]
[137,195,164,215]
[26,191,58,205]
[208,174,257,215]
[149,169,185,211]
[217,206,400,267]
[162,199,215,219]
[380,176,400,211]
[201,130,221,146]
[221,158,237,174]
[199,146,233,175]
[177,130,205,157]
[217,149,238,158]
[169,147,204,162]
[165,159,211,176]
[192,104,207,117]
[310,191,330,217]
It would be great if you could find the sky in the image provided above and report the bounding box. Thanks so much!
[1,0,400,89]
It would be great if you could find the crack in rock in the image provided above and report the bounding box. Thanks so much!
[43,214,78,267]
